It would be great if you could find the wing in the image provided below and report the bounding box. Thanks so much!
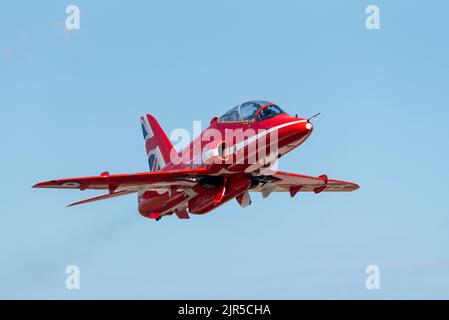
[251,170,359,197]
[33,167,210,191]
[33,167,210,207]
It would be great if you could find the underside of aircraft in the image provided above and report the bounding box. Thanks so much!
[34,100,359,220]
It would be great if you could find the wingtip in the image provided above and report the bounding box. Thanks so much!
[32,179,58,188]
[32,182,45,188]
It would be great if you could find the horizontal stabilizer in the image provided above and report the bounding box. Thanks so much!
[68,190,135,207]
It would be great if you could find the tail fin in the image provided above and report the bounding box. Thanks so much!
[140,114,174,171]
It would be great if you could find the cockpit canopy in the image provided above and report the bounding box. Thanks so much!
[219,100,287,123]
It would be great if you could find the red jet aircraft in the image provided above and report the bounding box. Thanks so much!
[33,100,359,220]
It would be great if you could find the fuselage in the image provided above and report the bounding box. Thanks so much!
[138,101,313,218]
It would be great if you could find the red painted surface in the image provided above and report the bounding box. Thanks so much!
[33,100,359,220]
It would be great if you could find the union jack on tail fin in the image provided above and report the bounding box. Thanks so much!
[140,114,175,172]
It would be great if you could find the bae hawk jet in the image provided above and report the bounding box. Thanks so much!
[33,100,359,220]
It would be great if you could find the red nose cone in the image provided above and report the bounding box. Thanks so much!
[292,120,313,135]
[288,120,313,143]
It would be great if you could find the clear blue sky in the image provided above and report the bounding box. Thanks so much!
[1,0,448,299]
